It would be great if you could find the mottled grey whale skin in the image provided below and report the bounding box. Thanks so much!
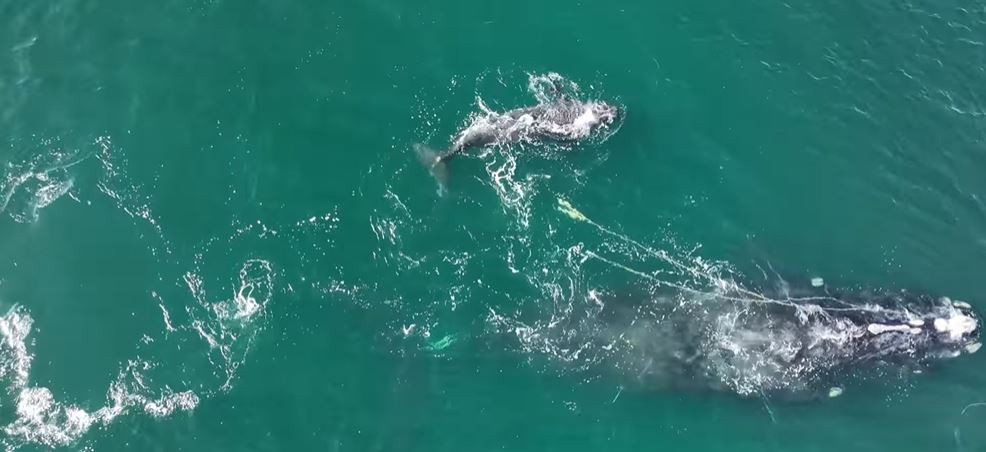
[445,99,619,159]
[596,282,981,399]
[413,97,620,181]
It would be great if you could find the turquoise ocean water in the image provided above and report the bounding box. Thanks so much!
[2,1,986,450]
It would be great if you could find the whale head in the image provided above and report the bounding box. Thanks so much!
[587,101,620,129]
[700,292,982,398]
[864,296,981,360]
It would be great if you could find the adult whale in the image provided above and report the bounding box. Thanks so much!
[590,279,982,400]
[414,96,620,182]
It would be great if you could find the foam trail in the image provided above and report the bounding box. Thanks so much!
[0,258,274,450]
[0,306,200,451]
[1,134,288,450]
[186,259,275,391]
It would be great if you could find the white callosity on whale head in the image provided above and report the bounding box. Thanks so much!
[569,105,606,138]
[952,300,973,310]
[866,323,913,335]
[932,309,977,342]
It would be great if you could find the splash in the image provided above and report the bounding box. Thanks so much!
[527,72,580,104]
[483,149,539,228]
[184,259,275,391]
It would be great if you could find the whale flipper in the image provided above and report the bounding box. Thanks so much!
[414,143,449,186]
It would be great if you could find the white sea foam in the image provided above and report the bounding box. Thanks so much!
[468,72,620,229]
[0,257,273,449]
[0,145,85,223]
[186,259,275,390]
[1,134,281,449]
[0,306,33,389]
[0,306,202,451]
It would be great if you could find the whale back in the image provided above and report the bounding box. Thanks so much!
[592,284,980,399]
[451,99,620,153]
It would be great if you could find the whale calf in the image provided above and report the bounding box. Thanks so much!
[414,94,620,182]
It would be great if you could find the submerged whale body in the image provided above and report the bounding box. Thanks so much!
[595,281,981,399]
[414,93,620,182]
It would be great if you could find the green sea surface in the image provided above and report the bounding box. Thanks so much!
[2,1,986,451]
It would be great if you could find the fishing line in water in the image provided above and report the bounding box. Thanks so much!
[960,402,986,415]
[759,388,778,424]
[555,197,886,314]
[491,196,981,401]
[557,197,775,302]
[953,401,986,451]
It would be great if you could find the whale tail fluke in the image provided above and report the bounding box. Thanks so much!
[414,143,449,186]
